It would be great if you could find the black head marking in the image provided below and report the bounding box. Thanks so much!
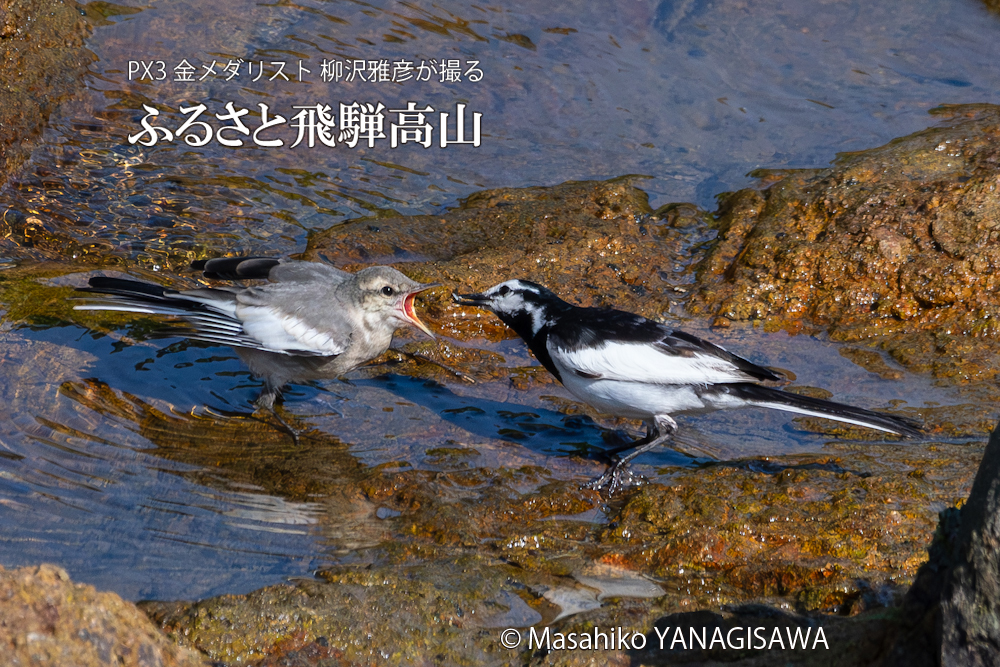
[476,279,572,341]
[453,279,575,380]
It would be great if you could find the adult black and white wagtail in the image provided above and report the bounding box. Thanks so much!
[453,280,921,492]
[74,257,438,409]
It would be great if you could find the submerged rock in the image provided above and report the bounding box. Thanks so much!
[129,434,981,665]
[0,0,95,180]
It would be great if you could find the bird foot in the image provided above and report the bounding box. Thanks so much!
[253,405,302,446]
[583,461,646,495]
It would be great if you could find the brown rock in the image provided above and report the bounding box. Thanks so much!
[689,104,1000,382]
[0,563,206,666]
[600,443,979,615]
[305,177,708,344]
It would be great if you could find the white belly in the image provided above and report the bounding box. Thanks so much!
[560,373,710,420]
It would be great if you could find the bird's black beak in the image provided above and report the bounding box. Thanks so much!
[452,292,492,309]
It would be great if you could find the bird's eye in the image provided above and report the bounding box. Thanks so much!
[381,286,394,296]
[497,285,511,296]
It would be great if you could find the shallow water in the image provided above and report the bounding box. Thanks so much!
[8,0,1000,265]
[0,0,997,602]
[0,288,968,600]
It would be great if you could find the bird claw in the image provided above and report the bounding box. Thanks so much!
[583,461,646,495]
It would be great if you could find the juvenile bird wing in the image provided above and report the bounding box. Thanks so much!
[548,314,782,385]
[194,257,351,284]
[75,277,342,357]
[234,282,353,356]
[267,260,351,285]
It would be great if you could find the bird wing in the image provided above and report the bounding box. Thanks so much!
[193,256,281,280]
[234,283,353,356]
[75,277,341,357]
[193,257,351,285]
[266,260,351,285]
[655,330,783,382]
[548,321,782,385]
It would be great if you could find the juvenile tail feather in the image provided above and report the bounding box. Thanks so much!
[73,277,288,353]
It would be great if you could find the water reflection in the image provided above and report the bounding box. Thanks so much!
[0,293,619,599]
[0,325,329,599]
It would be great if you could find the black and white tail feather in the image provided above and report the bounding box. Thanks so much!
[714,383,921,438]
[453,279,922,494]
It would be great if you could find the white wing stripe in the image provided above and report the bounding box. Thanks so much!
[551,340,760,385]
[75,303,245,332]
[238,306,345,355]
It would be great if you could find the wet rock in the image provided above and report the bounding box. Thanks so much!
[689,104,1000,384]
[305,177,712,343]
[879,419,1000,666]
[132,442,981,665]
[0,563,206,666]
[139,556,538,666]
[520,421,1000,666]
[601,443,980,615]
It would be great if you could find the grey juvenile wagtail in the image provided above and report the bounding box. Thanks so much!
[74,256,438,409]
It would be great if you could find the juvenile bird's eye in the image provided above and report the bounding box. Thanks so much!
[381,286,394,296]
[497,285,511,296]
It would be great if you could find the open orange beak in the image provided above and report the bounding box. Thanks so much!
[401,283,439,338]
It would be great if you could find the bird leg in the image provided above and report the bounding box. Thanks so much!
[601,422,657,459]
[254,385,280,411]
[585,416,678,494]
[253,384,302,446]
[267,407,302,446]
